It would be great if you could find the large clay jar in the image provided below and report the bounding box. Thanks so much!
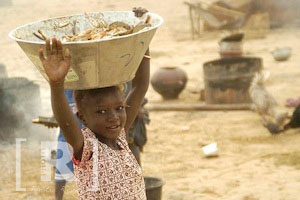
[151,67,188,100]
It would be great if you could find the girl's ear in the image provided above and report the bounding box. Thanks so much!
[76,111,87,126]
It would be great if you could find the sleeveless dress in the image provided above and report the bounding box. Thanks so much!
[72,127,146,200]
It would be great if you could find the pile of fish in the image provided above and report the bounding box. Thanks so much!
[33,14,151,42]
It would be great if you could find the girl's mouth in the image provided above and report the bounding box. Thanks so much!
[107,124,120,130]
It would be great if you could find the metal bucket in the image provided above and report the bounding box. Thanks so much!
[9,11,163,89]
[144,176,164,200]
[203,57,262,104]
[219,41,243,58]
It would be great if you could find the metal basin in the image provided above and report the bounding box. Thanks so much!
[144,176,164,200]
[271,47,292,61]
[9,11,163,89]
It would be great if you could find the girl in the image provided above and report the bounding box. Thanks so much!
[39,36,149,199]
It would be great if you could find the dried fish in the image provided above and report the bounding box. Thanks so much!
[100,19,108,28]
[91,20,101,28]
[72,20,80,35]
[132,17,152,33]
[15,35,22,39]
[133,22,148,33]
[33,32,45,41]
[38,30,47,40]
[109,21,131,30]
[58,22,70,28]
[145,15,151,24]
[84,12,103,28]
[62,19,150,42]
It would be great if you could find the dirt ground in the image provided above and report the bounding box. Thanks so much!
[1,0,300,199]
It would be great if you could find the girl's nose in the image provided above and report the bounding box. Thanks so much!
[107,110,118,122]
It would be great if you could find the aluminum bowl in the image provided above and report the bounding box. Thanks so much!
[9,11,163,89]
[271,47,292,61]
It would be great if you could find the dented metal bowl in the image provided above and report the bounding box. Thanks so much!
[271,47,292,62]
[9,11,163,89]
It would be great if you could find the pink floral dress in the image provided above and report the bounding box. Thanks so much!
[72,127,146,200]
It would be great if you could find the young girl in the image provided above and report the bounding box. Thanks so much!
[39,35,149,199]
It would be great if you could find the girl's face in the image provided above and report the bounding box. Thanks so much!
[78,90,126,141]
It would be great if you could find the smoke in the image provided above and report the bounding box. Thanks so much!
[251,0,300,27]
[0,77,55,145]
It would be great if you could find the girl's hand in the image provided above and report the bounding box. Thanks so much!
[133,7,148,17]
[39,38,71,86]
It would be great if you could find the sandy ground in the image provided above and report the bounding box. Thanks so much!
[1,0,300,199]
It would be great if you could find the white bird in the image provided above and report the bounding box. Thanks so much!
[249,72,288,134]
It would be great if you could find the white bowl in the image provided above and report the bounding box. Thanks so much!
[271,47,292,61]
[202,143,219,157]
[9,11,163,89]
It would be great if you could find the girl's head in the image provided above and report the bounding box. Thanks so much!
[74,86,126,140]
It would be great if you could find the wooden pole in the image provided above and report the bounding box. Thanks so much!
[196,5,201,37]
[185,1,196,39]
[189,6,195,39]
[145,103,253,111]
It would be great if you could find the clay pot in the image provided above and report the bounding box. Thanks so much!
[151,67,188,100]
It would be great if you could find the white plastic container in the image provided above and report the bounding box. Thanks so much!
[9,11,163,89]
[202,143,219,157]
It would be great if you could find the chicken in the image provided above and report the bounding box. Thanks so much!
[249,72,288,134]
[284,105,300,130]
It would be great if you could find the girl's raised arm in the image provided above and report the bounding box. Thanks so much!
[124,49,150,132]
[124,7,150,132]
[39,38,84,159]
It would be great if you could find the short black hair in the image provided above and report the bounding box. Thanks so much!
[74,86,123,111]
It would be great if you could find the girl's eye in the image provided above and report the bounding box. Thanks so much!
[96,110,106,114]
[117,106,124,111]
